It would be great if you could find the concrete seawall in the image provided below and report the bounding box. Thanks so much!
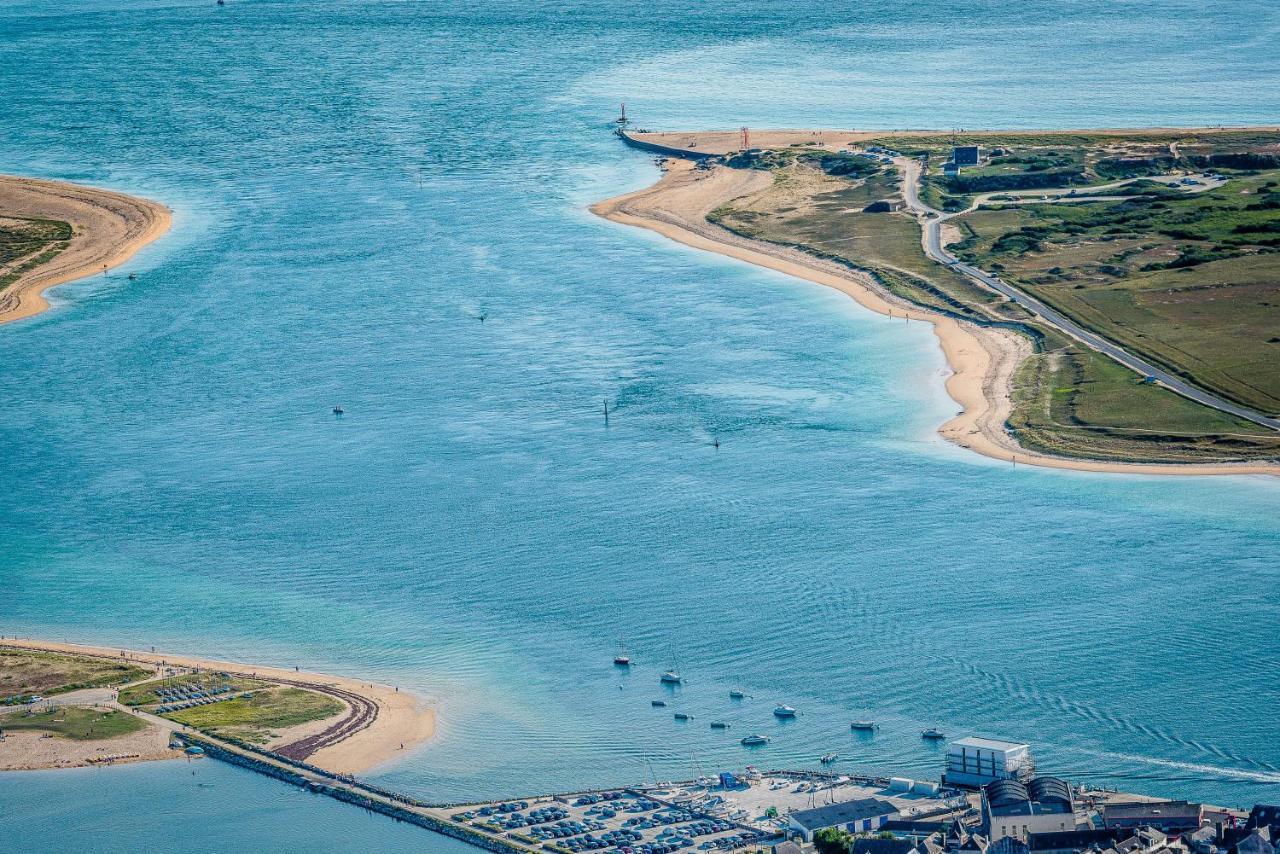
[617,129,714,160]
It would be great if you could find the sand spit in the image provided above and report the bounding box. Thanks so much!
[592,158,1279,477]
[0,175,171,325]
[0,639,436,775]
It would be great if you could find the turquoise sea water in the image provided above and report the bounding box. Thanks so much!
[1,0,1279,848]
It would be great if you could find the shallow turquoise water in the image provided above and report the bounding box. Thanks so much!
[1,0,1279,848]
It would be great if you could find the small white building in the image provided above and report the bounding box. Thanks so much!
[944,737,1033,788]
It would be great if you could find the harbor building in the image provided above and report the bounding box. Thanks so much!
[1103,800,1205,833]
[983,778,1078,842]
[945,737,1035,788]
[788,797,900,842]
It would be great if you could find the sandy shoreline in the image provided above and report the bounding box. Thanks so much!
[591,158,1280,477]
[0,174,171,325]
[0,638,436,775]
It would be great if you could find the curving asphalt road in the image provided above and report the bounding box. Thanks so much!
[895,158,1280,431]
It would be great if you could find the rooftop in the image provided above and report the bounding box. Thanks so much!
[791,798,900,831]
[951,737,1030,752]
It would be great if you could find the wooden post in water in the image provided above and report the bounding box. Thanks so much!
[603,399,610,427]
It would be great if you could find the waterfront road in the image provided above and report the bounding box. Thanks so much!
[895,158,1280,431]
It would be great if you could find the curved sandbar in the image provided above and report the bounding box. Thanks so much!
[0,175,171,325]
[592,157,1280,477]
[1,638,436,775]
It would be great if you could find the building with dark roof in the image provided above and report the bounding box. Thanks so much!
[1103,801,1203,833]
[1233,829,1275,854]
[1027,829,1126,854]
[1249,806,1280,832]
[852,838,928,854]
[953,146,981,166]
[990,837,1032,854]
[983,777,1077,842]
[788,797,900,842]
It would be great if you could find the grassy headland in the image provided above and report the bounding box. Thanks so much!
[690,130,1280,464]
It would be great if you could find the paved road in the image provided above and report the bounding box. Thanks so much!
[895,158,1280,431]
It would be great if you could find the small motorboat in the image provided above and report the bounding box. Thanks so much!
[922,728,946,740]
[674,712,693,721]
[740,734,770,746]
[820,753,839,764]
[710,721,730,729]
[332,405,344,415]
[728,690,746,699]
[660,670,682,685]
[850,721,878,731]
[651,700,667,707]
[127,273,138,280]
[773,705,798,718]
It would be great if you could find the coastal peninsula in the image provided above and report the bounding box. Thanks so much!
[0,175,170,325]
[0,639,434,774]
[595,127,1280,475]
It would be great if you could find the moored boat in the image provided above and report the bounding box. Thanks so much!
[740,734,770,746]
[660,670,682,684]
[674,712,693,721]
[773,705,797,718]
[728,690,746,699]
[820,752,838,764]
[921,727,946,740]
[850,720,878,731]
[651,699,667,707]
[710,721,730,729]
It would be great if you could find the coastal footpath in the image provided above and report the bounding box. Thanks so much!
[595,128,1280,477]
[0,175,170,325]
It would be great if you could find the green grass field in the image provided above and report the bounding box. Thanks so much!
[161,686,343,744]
[0,706,147,740]
[0,648,152,702]
[953,172,1280,415]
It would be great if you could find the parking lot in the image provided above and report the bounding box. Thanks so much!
[434,788,772,853]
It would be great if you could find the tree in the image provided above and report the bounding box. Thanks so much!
[814,826,855,854]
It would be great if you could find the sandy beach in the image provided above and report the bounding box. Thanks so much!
[0,638,436,775]
[0,175,171,325]
[592,157,1280,477]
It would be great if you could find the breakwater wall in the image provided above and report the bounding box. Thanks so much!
[184,735,527,853]
[617,129,715,160]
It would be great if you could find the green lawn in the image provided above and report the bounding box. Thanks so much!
[162,687,343,744]
[0,648,152,702]
[0,706,147,740]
